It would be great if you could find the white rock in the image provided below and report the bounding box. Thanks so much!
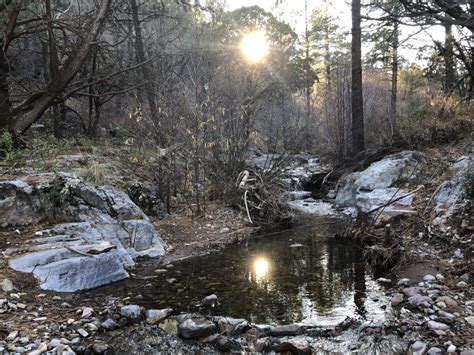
[1,278,14,292]
[398,278,410,286]
[423,274,436,282]
[377,278,392,284]
[447,344,456,353]
[81,307,93,319]
[410,341,427,355]
[77,328,89,337]
[435,274,445,281]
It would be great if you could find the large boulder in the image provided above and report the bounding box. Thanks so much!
[335,151,424,221]
[2,173,166,292]
[432,155,472,229]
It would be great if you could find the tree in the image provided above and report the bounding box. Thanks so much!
[351,0,365,154]
[0,0,113,135]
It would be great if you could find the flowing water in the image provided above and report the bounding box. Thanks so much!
[85,216,391,327]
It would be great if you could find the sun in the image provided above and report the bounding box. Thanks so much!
[240,31,269,63]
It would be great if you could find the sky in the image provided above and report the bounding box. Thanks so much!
[224,0,444,64]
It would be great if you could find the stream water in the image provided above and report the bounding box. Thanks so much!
[83,216,391,327]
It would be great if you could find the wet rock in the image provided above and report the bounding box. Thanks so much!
[121,305,142,323]
[410,341,427,355]
[201,294,218,306]
[427,320,449,331]
[269,324,304,336]
[217,317,249,336]
[391,293,404,306]
[101,318,119,330]
[178,318,217,339]
[274,338,311,354]
[1,278,14,292]
[146,308,173,325]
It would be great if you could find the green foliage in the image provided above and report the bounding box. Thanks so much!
[0,130,16,160]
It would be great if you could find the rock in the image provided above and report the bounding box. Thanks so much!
[423,275,436,282]
[146,308,173,325]
[335,151,423,219]
[403,287,422,297]
[214,335,239,351]
[410,341,427,355]
[436,296,458,309]
[77,328,89,337]
[201,294,218,306]
[81,307,93,319]
[447,344,456,353]
[101,318,119,330]
[255,338,270,352]
[435,274,445,281]
[4,175,166,292]
[49,339,62,348]
[377,277,392,284]
[178,318,217,339]
[217,317,249,336]
[92,342,109,354]
[6,330,18,341]
[465,316,474,327]
[391,293,404,306]
[457,281,468,288]
[1,278,14,292]
[398,278,410,286]
[427,347,443,354]
[37,343,48,353]
[121,305,142,323]
[427,320,449,331]
[274,338,311,354]
[460,350,474,355]
[269,324,304,336]
[166,278,177,284]
[408,294,432,307]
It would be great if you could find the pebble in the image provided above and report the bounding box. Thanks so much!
[391,293,404,306]
[146,308,173,325]
[166,278,177,284]
[121,304,142,323]
[1,278,14,292]
[435,274,445,281]
[423,274,436,282]
[202,294,218,306]
[397,278,410,286]
[6,331,18,341]
[92,342,109,353]
[447,344,456,353]
[410,341,427,355]
[101,318,119,330]
[427,347,443,354]
[77,328,89,337]
[427,320,449,331]
[81,307,94,319]
[456,281,468,288]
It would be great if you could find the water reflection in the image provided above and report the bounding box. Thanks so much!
[253,257,270,284]
[90,218,389,326]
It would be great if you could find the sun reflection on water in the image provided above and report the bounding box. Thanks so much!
[253,256,270,283]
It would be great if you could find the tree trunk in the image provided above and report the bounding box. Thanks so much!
[0,41,14,131]
[12,0,112,134]
[390,17,399,139]
[351,0,365,154]
[130,0,158,126]
[444,23,455,94]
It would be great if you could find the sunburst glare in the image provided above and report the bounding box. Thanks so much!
[240,31,268,63]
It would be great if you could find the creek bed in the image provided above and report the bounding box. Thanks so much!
[82,216,392,327]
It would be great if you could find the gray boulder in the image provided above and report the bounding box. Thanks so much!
[4,174,166,292]
[121,305,142,323]
[178,318,217,339]
[335,151,424,221]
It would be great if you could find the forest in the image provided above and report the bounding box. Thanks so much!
[0,0,473,354]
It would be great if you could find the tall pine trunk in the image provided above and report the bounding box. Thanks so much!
[351,0,365,154]
[444,23,455,94]
[390,16,399,139]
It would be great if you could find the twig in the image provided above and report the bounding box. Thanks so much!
[64,245,93,257]
[244,190,253,224]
